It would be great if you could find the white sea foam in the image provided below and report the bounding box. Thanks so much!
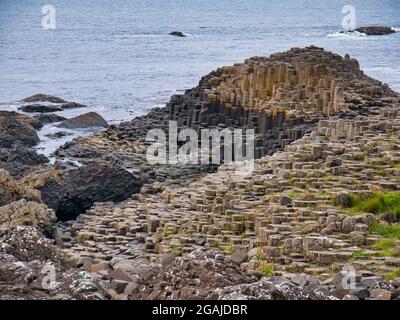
[327,31,368,38]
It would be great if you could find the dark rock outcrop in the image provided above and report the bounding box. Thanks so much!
[19,104,63,113]
[355,26,396,35]
[22,93,66,104]
[45,131,72,139]
[57,112,107,129]
[22,161,143,221]
[35,113,67,126]
[169,31,186,37]
[60,102,87,109]
[0,146,50,179]
[0,111,40,148]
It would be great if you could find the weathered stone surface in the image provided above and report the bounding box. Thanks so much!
[355,26,396,36]
[23,161,142,220]
[22,93,66,104]
[0,200,56,232]
[35,113,67,126]
[0,146,50,178]
[0,169,41,207]
[19,104,63,113]
[60,102,87,109]
[57,112,107,129]
[230,250,248,265]
[0,111,40,148]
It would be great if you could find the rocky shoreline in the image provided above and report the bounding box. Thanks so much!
[1,46,400,300]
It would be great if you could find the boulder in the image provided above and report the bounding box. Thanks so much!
[230,250,248,265]
[19,104,63,113]
[22,93,66,103]
[57,112,107,129]
[21,169,63,213]
[0,199,56,232]
[0,111,40,147]
[35,113,67,126]
[61,102,87,109]
[355,26,396,36]
[45,131,72,139]
[342,216,357,233]
[22,161,143,220]
[0,146,50,178]
[0,169,41,207]
[333,191,351,207]
[169,31,186,37]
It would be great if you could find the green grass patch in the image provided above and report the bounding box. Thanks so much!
[343,192,400,219]
[370,223,400,239]
[257,263,275,276]
[373,239,400,257]
[384,269,400,281]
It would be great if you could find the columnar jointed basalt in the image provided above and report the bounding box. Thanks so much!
[167,46,398,156]
[3,47,400,300]
[56,47,399,167]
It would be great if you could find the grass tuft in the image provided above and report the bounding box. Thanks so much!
[370,223,400,240]
[342,192,400,219]
[384,269,400,281]
[257,263,275,276]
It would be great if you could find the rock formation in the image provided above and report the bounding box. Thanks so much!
[355,26,396,36]
[1,47,400,300]
[0,169,41,207]
[22,161,143,221]
[169,31,186,37]
[0,200,55,232]
[0,111,40,148]
[57,112,108,129]
[20,104,63,113]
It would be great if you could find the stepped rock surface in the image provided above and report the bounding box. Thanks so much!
[1,47,400,300]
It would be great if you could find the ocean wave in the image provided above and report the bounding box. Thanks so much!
[327,31,368,38]
[392,27,400,32]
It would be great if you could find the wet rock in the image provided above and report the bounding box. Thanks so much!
[35,114,66,126]
[0,111,40,148]
[22,93,66,104]
[57,112,107,129]
[19,104,63,113]
[60,102,87,110]
[169,31,186,37]
[355,26,396,36]
[45,132,72,139]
